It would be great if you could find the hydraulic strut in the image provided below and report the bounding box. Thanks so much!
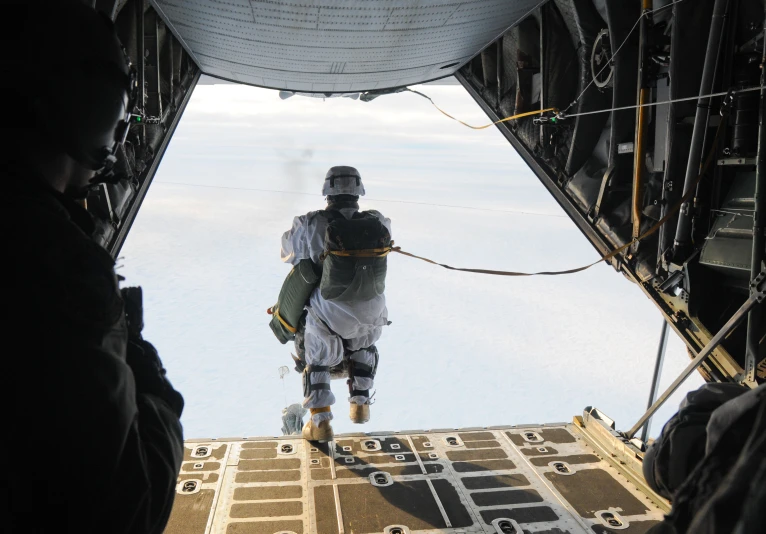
[744,27,766,383]
[672,0,730,260]
[626,269,765,439]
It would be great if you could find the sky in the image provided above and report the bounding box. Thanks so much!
[119,76,704,440]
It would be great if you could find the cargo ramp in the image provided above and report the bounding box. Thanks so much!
[165,413,668,534]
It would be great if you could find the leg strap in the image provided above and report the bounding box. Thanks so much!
[347,346,379,398]
[350,362,375,378]
[303,368,331,397]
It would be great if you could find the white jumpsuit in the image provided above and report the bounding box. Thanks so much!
[281,207,391,423]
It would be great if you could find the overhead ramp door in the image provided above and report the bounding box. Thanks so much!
[151,0,543,92]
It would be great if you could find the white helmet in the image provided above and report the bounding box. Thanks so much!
[322,166,365,196]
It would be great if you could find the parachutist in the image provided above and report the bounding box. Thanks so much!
[271,166,392,441]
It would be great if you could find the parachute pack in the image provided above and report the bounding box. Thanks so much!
[268,209,391,343]
[320,210,391,302]
[268,259,320,344]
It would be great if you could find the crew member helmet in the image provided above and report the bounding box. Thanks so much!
[11,1,136,174]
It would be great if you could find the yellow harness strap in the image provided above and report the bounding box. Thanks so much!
[273,307,297,334]
[327,247,392,258]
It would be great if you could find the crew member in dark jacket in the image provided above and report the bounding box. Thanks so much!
[1,2,184,532]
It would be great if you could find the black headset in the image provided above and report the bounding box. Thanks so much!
[88,50,139,185]
[25,2,138,184]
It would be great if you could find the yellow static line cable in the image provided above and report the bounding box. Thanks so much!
[407,89,558,130]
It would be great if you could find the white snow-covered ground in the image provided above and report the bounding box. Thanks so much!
[119,78,704,440]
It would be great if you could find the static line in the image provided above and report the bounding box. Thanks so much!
[560,86,763,119]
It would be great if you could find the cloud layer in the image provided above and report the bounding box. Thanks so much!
[120,80,702,439]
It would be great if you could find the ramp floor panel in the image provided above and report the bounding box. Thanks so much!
[167,424,664,533]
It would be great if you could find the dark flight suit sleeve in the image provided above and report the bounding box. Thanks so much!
[61,335,185,533]
[101,339,186,534]
[33,225,185,533]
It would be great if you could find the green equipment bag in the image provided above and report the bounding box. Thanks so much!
[320,212,391,302]
[268,259,321,344]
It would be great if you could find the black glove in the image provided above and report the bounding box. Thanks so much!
[292,354,306,373]
[121,286,184,416]
[126,338,184,416]
[121,286,144,340]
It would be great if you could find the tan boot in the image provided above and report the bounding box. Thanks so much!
[349,403,370,424]
[302,407,334,442]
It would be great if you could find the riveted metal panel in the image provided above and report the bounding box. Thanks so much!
[151,0,543,92]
